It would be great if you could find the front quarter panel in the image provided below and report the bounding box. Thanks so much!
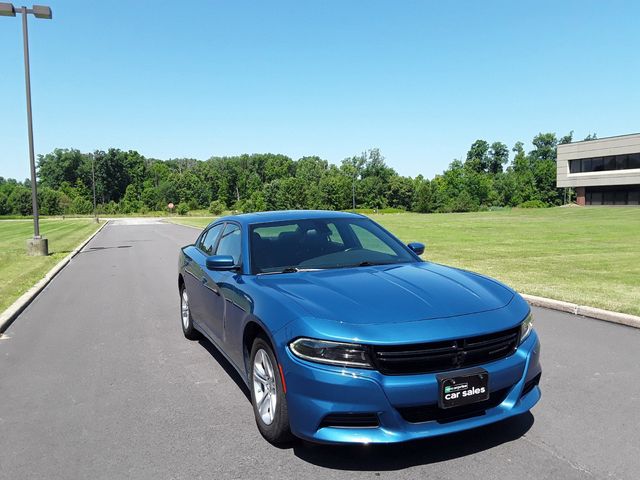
[216,275,313,376]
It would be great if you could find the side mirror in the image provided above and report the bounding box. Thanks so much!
[408,242,425,256]
[206,255,236,270]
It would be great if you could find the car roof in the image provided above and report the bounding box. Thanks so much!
[209,210,365,227]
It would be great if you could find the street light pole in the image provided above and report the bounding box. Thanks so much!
[352,176,356,211]
[20,6,40,238]
[91,153,98,222]
[1,3,52,255]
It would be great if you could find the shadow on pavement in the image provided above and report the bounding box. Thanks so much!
[83,245,133,252]
[198,337,250,401]
[292,412,534,470]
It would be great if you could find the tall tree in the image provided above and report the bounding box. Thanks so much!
[559,131,574,145]
[488,142,509,174]
[38,148,90,190]
[465,140,490,173]
[530,133,558,163]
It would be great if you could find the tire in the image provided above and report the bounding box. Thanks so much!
[180,286,200,340]
[249,337,294,445]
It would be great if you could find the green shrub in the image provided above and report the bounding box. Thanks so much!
[0,191,9,215]
[39,188,64,215]
[449,191,479,213]
[176,203,189,216]
[242,191,267,213]
[121,200,142,214]
[58,192,73,214]
[208,200,226,215]
[231,200,245,213]
[101,201,119,215]
[71,196,93,215]
[517,200,547,209]
[7,186,32,215]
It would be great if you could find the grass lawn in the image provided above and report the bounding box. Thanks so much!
[0,219,103,313]
[169,207,640,316]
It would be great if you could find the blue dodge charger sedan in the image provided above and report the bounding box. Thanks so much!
[178,210,541,445]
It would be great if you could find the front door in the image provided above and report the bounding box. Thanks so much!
[201,223,242,342]
[190,223,224,331]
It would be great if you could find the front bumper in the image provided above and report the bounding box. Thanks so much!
[279,330,541,444]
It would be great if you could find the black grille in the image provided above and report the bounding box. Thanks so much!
[371,326,520,375]
[521,373,541,397]
[319,413,379,429]
[397,386,511,424]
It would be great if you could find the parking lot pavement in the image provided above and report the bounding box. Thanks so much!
[1,221,638,479]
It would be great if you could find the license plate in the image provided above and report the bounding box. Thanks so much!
[438,369,489,409]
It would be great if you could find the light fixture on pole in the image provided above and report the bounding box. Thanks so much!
[1,3,52,255]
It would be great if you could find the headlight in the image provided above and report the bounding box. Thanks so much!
[289,338,373,369]
[520,312,534,343]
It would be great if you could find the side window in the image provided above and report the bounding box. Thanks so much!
[216,223,242,264]
[198,224,224,255]
[350,224,396,255]
[327,222,345,246]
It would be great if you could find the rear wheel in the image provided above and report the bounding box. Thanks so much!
[249,337,293,445]
[180,286,200,340]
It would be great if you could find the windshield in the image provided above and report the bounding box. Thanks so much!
[250,217,419,274]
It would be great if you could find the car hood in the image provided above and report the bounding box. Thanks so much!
[256,262,514,325]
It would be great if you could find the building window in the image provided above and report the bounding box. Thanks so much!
[589,191,602,205]
[614,190,627,205]
[603,190,615,205]
[604,156,616,171]
[615,155,628,169]
[570,153,640,173]
[585,185,640,205]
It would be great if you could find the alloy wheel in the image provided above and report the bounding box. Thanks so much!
[181,289,190,329]
[252,349,277,425]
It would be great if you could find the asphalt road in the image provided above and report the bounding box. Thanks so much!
[1,220,638,480]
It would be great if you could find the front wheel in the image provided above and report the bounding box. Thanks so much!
[180,286,200,340]
[249,337,293,445]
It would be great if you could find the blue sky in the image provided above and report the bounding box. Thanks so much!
[1,0,639,181]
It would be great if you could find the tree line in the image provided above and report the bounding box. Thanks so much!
[0,131,586,216]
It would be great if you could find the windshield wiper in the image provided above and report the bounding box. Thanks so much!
[356,261,393,267]
[259,266,325,275]
[281,266,302,273]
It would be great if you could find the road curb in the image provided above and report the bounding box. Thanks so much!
[522,293,640,329]
[0,220,109,334]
